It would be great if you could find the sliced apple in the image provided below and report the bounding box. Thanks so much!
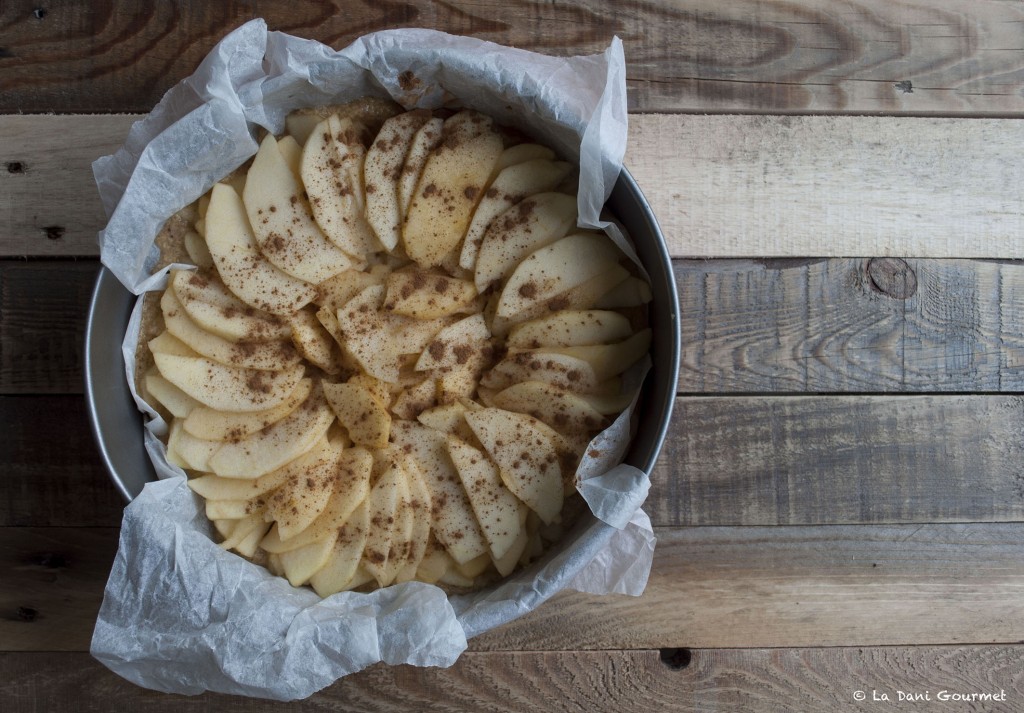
[415,537,452,584]
[414,314,490,372]
[496,233,621,320]
[492,516,530,576]
[188,466,291,502]
[389,420,488,564]
[153,352,305,413]
[145,373,200,418]
[233,519,273,559]
[279,529,340,587]
[167,420,220,472]
[397,117,444,219]
[447,435,522,560]
[148,331,199,358]
[243,133,352,283]
[383,270,477,319]
[308,499,370,596]
[460,159,573,271]
[403,115,503,268]
[391,377,437,420]
[161,289,301,371]
[473,193,578,291]
[464,408,563,524]
[416,402,472,440]
[393,457,432,583]
[183,230,215,270]
[205,498,259,521]
[480,351,600,393]
[263,435,343,539]
[364,110,432,251]
[171,269,291,342]
[490,381,607,435]
[217,512,266,551]
[594,276,653,308]
[206,390,334,478]
[347,373,391,410]
[301,115,380,260]
[545,329,652,381]
[288,309,342,375]
[183,378,312,441]
[277,135,303,181]
[204,182,317,315]
[506,310,632,349]
[494,143,556,172]
[323,381,391,449]
[361,457,407,588]
[314,268,385,312]
[334,285,400,383]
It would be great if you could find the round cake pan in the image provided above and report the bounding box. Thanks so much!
[85,167,680,503]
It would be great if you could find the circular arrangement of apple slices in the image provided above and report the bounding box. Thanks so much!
[142,102,652,596]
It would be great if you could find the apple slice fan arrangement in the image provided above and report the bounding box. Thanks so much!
[140,100,652,596]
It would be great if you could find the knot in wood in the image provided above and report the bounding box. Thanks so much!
[659,647,692,670]
[866,258,916,300]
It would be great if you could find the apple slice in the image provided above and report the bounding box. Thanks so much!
[545,329,652,381]
[279,529,340,587]
[288,309,342,375]
[464,408,563,524]
[171,270,291,342]
[205,498,259,521]
[397,117,444,219]
[261,447,373,553]
[183,230,215,270]
[277,135,303,181]
[480,351,600,393]
[167,420,220,472]
[459,158,573,271]
[188,465,291,502]
[506,310,632,349]
[414,314,490,372]
[403,115,503,268]
[393,457,432,583]
[161,289,301,371]
[243,133,352,283]
[364,110,432,251]
[496,233,622,320]
[447,435,523,560]
[323,381,391,449]
[314,268,386,312]
[415,537,453,583]
[204,182,317,315]
[334,285,400,383]
[233,519,272,559]
[383,270,477,319]
[206,390,334,478]
[347,373,391,410]
[153,352,305,413]
[362,457,407,588]
[391,377,437,420]
[262,435,345,540]
[473,193,578,291]
[301,115,381,260]
[416,402,473,440]
[183,378,312,441]
[144,373,200,418]
[309,499,371,596]
[148,331,198,358]
[494,143,556,172]
[490,381,607,435]
[389,420,488,564]
[217,512,268,552]
[594,276,653,308]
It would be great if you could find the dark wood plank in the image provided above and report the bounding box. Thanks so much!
[6,524,1024,652]
[678,258,1024,393]
[2,647,1023,712]
[0,261,96,394]
[2,0,1024,115]
[474,523,1024,651]
[651,394,1024,527]
[0,395,125,527]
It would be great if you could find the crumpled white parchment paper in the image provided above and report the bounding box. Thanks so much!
[90,19,657,701]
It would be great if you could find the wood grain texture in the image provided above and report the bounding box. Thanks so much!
[475,523,1024,651]
[0,395,125,527]
[7,114,1024,259]
[652,395,1024,526]
[3,0,1024,115]
[677,258,1024,393]
[2,647,1023,712]
[629,114,1024,258]
[0,261,96,393]
[7,523,1024,652]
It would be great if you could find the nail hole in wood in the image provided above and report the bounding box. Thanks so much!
[659,647,692,670]
[33,7,47,19]
[895,80,913,94]
[6,161,26,174]
[27,552,69,568]
[17,606,39,622]
[43,226,65,241]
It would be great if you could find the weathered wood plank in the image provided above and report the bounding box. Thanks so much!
[6,524,1024,652]
[2,647,1023,712]
[2,0,1024,115]
[677,258,1024,393]
[0,261,96,393]
[651,394,1024,527]
[474,523,1024,651]
[0,396,125,527]
[8,392,1024,528]
[6,115,1024,259]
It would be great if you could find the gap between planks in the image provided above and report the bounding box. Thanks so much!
[3,114,1024,259]
[2,647,1023,712]
[6,523,1024,652]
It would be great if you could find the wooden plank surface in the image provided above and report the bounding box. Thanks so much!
[6,115,1024,259]
[677,258,1024,393]
[10,392,1024,529]
[7,523,1024,652]
[2,647,1023,712]
[3,0,1024,115]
